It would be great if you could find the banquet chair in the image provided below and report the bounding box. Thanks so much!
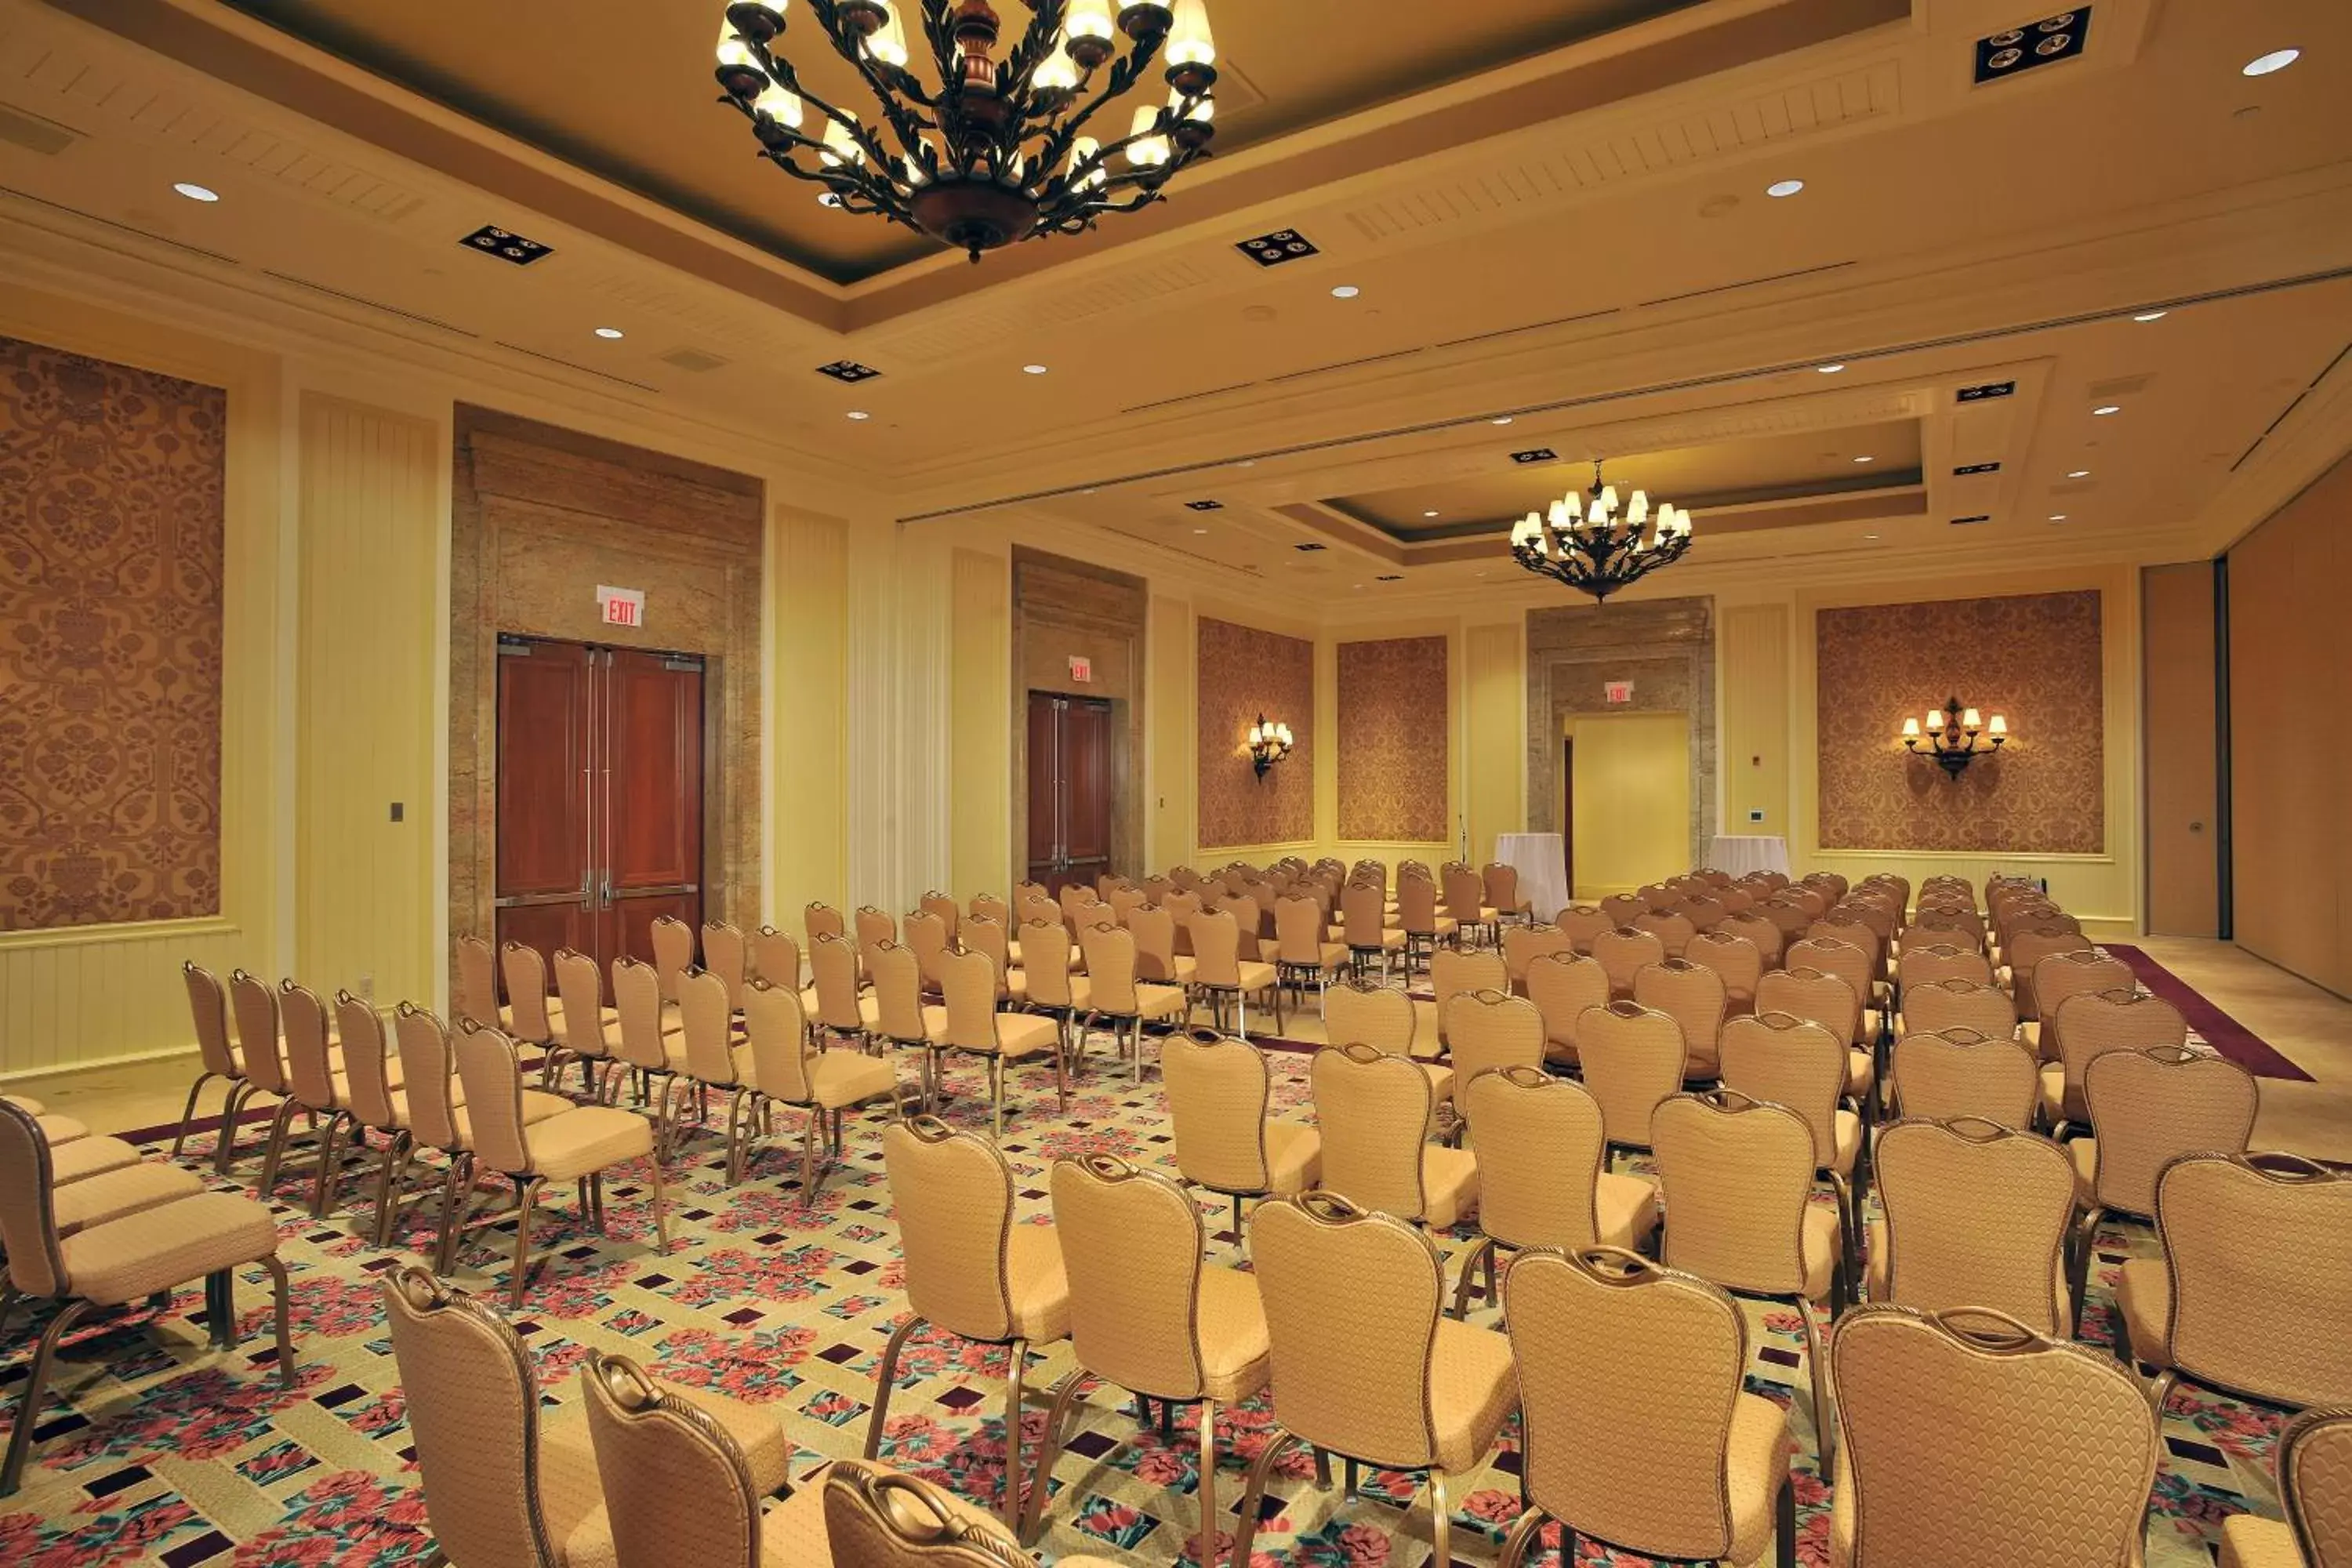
[1592,926,1667,1001]
[445,1024,670,1307]
[1501,924,1573,996]
[1395,872,1459,975]
[1686,930,1766,1017]
[1716,910,1785,969]
[1443,861,1500,949]
[1555,903,1613,954]
[808,931,877,1051]
[0,1098,295,1496]
[1497,1247,1795,1568]
[455,931,502,1028]
[1126,904,1196,989]
[576,1349,803,1568]
[334,991,426,1245]
[223,968,292,1178]
[1867,1117,2075,1335]
[1652,1091,1842,1460]
[1311,1044,1479,1231]
[1787,935,1886,1042]
[498,941,569,1069]
[1576,1000,1688,1157]
[549,947,621,1101]
[1272,892,1349,1010]
[174,960,252,1163]
[1076,924,1188,1083]
[868,1116,1070,1530]
[740,978,906,1199]
[1634,957,1730,1081]
[2043,989,2187,1135]
[1429,946,1508,1048]
[1232,1193,1518,1568]
[257,979,362,1216]
[1719,1011,1864,1266]
[650,915,698,1007]
[1163,1028,1321,1240]
[750,924,801,992]
[383,1268,790,1568]
[1632,907,1699,959]
[1898,942,1994,992]
[2028,950,2137,1058]
[1756,967,1874,1105]
[1897,977,2020,1045]
[806,900,848,944]
[1449,1069,1660,1318]
[1888,1027,2039,1127]
[702,920,750,1010]
[675,967,757,1171]
[1443,989,1545,1094]
[1323,978,1454,1118]
[1826,1305,2155,1567]
[1018,918,1092,1047]
[869,942,952,1105]
[2219,1405,2352,1568]
[2114,1152,2352,1413]
[956,913,1020,1007]
[612,956,690,1157]
[904,909,953,1000]
[1482,862,1532,928]
[2003,929,2097,1029]
[920,889,962,943]
[1025,1155,1272,1559]
[1339,878,1405,985]
[937,947,1066,1138]
[1189,907,1283,1040]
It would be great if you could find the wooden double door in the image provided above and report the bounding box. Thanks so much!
[1026,691,1113,896]
[494,636,705,983]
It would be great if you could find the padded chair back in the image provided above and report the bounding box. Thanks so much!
[1599,893,1646,928]
[650,916,697,1004]
[1501,924,1573,989]
[937,948,1010,1054]
[1651,1091,1817,1298]
[2050,989,2186,1123]
[1161,1029,1274,1194]
[1756,967,1861,1049]
[1480,862,1522,915]
[1457,1069,1608,1251]
[920,891,962,943]
[1715,911,1784,967]
[805,901,846,942]
[1396,875,1443,938]
[882,1116,1018,1342]
[969,893,1011,931]
[2007,930,2095,1019]
[810,933,866,1031]
[280,979,340,1110]
[1787,938,1875,1029]
[1632,959,1727,1073]
[1446,990,1544,1082]
[183,960,241,1078]
[452,1023,533,1175]
[395,1004,463,1153]
[1904,978,2019,1041]
[1577,1000,1687,1148]
[1192,907,1251,985]
[2080,1047,2257,1218]
[702,922,748,1007]
[854,905,897,956]
[0,1099,67,1297]
[230,968,285,1095]
[1875,1118,2074,1334]
[554,949,612,1059]
[745,979,817,1105]
[380,1268,554,1568]
[679,968,740,1087]
[957,916,1011,1000]
[1592,927,1666,996]
[1323,979,1416,1058]
[1126,906,1181,983]
[2155,1152,2352,1408]
[497,943,556,1042]
[1555,905,1613,953]
[613,956,673,1072]
[455,933,500,1028]
[1019,921,1075,1009]
[1273,895,1327,964]
[751,924,800,990]
[1428,948,1508,1016]
[1311,1044,1434,1221]
[1683,931,1764,1007]
[581,1352,760,1568]
[2032,952,2136,1049]
[1526,952,1610,1060]
[1249,1194,1444,1468]
[1903,943,1993,989]
[1891,1028,2038,1128]
[1442,862,1486,927]
[1078,926,1143,1014]
[1631,909,1697,958]
[1718,1011,1846,1168]
[903,910,951,993]
[1051,1155,1210,1399]
[338,992,400,1131]
[869,943,931,1045]
[2279,1407,2352,1568]
[820,1460,1036,1567]
[1507,1247,1747,1562]
[1831,1306,2156,1567]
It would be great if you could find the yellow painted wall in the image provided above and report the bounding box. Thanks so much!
[0,288,285,1080]
[1718,601,1791,840]
[771,510,851,924]
[949,547,1011,899]
[1147,595,1196,870]
[1463,620,1526,867]
[1566,711,1692,898]
[293,394,441,1004]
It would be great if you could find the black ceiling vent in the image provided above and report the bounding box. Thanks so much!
[460,224,552,265]
[1375,574,1404,582]
[1953,461,2002,476]
[1950,514,1992,526]
[1184,499,1223,511]
[1509,447,1559,465]
[816,359,883,383]
[1293,542,1327,552]
[1956,380,2016,403]
[1236,229,1319,267]
[1975,10,2089,85]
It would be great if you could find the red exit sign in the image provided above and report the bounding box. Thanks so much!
[1069,654,1093,684]
[598,585,645,628]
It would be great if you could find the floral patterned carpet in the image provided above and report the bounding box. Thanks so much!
[0,1034,2296,1567]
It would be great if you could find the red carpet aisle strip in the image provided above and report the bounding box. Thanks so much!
[2099,944,2313,1081]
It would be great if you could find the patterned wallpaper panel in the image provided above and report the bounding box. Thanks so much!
[1338,635,1449,842]
[0,337,225,930]
[1196,616,1314,849]
[1816,590,2104,854]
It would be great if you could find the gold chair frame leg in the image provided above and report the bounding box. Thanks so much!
[1496,1504,1552,1568]
[1196,1395,1219,1568]
[1025,1370,1094,1544]
[1796,1292,1835,1471]
[863,1312,925,1461]
[998,1337,1031,1531]
[371,1132,417,1247]
[0,1298,89,1496]
[210,1081,258,1175]
[1229,1427,1301,1568]
[2067,1204,2103,1339]
[1426,1466,1453,1568]
[508,1176,545,1309]
[169,1070,227,1162]
[1449,1238,1497,1320]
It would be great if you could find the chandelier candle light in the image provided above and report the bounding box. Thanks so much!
[1902,696,2009,779]
[714,1,1218,261]
[1508,459,1693,601]
[1247,714,1294,779]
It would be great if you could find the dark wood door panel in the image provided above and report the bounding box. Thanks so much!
[605,650,703,895]
[1026,691,1059,885]
[496,901,586,971]
[495,640,591,904]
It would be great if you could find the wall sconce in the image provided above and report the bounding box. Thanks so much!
[1247,713,1294,779]
[1902,695,2009,779]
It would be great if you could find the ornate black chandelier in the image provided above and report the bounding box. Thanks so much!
[713,1,1218,262]
[1508,458,1693,602]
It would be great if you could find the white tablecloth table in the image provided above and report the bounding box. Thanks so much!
[1707,834,1791,878]
[1495,832,1571,922]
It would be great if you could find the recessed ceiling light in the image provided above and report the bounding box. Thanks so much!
[1853,456,1875,464]
[1237,459,1256,467]
[1192,527,1208,535]
[593,326,625,339]
[1330,285,1361,299]
[2093,405,2122,416]
[172,182,220,202]
[1423,510,1440,518]
[2132,310,2168,322]
[1864,533,1880,540]
[845,410,871,420]
[1766,178,1806,198]
[1022,364,1049,375]
[2243,48,2300,77]
[2068,468,2091,477]
[1490,416,1514,426]
[1817,363,1845,374]
[2049,514,2068,521]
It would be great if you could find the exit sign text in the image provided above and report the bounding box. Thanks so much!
[598,585,645,628]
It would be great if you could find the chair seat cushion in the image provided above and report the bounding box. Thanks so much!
[4,1093,47,1117]
[1800,1203,1842,1303]
[1595,1171,1661,1250]
[1235,961,1278,993]
[1134,983,1189,1022]
[1831,1109,1863,1178]
[1845,1049,1874,1101]
[2070,1137,2098,1207]
[1725,1391,1794,1567]
[1196,1263,1273,1403]
[808,1051,899,1112]
[2218,1514,2305,1568]
[49,1135,143,1185]
[35,1114,89,1145]
[1428,1316,1518,1472]
[1264,1120,1322,1198]
[525,1106,655,1182]
[51,1160,207,1236]
[59,1190,279,1307]
[2038,1060,2081,1124]
[993,1011,1064,1059]
[2113,1258,2169,1367]
[1006,1221,1072,1341]
[1421,1145,1480,1229]
[1420,1062,1457,1106]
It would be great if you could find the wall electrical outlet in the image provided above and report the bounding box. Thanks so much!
[1748,808,1766,823]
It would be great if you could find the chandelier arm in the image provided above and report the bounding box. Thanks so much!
[1029,39,1163,178]
[797,2,942,152]
[759,148,909,222]
[996,0,1069,103]
[1040,187,1167,230]
[746,43,910,174]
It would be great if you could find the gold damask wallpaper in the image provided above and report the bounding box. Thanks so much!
[1816,589,2104,854]
[0,336,225,930]
[1338,635,1449,842]
[1196,616,1314,849]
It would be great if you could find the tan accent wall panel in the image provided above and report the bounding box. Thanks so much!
[772,510,849,921]
[1719,602,1791,840]
[1336,635,1449,843]
[2142,563,2219,938]
[2230,452,2352,996]
[1149,597,1195,871]
[1816,590,2104,854]
[949,548,1010,900]
[1464,621,1524,866]
[0,336,224,930]
[1196,616,1314,849]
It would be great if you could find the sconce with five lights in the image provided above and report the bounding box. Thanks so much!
[1247,713,1294,779]
[1902,695,2009,779]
